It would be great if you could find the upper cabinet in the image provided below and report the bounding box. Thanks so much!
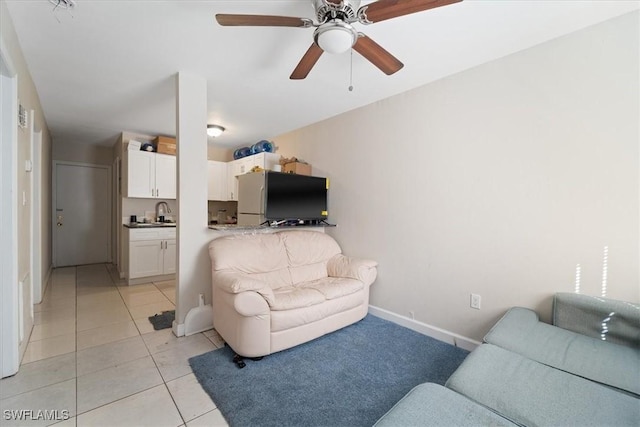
[207,160,228,201]
[123,150,176,199]
[226,152,280,201]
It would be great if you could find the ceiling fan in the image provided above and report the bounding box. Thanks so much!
[215,0,462,80]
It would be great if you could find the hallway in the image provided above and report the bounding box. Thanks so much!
[0,264,227,426]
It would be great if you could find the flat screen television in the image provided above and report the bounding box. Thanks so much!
[265,172,328,221]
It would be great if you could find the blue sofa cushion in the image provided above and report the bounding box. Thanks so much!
[484,307,640,396]
[374,383,516,426]
[553,293,640,349]
[446,344,640,427]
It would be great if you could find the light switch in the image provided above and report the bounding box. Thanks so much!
[22,191,27,206]
[25,160,32,172]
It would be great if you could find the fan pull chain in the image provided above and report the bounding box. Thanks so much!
[348,49,354,92]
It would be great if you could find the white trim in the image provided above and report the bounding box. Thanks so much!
[30,110,43,304]
[368,305,481,352]
[42,265,52,299]
[172,321,185,337]
[0,37,20,378]
[52,160,112,267]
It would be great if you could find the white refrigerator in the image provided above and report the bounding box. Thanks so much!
[237,172,267,226]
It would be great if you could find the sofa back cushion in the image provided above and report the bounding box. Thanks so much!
[210,232,289,272]
[209,231,342,289]
[280,231,342,285]
[553,293,640,349]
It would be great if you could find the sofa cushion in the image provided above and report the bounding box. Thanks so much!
[270,287,325,311]
[280,231,341,267]
[484,307,640,396]
[374,383,516,427]
[271,290,365,332]
[289,262,329,286]
[249,268,293,290]
[209,233,289,276]
[301,277,363,300]
[446,344,640,427]
[553,293,640,349]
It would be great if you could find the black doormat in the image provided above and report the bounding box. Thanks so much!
[148,310,175,330]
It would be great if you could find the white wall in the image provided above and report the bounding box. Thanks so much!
[273,12,640,341]
[53,140,113,166]
[1,1,53,368]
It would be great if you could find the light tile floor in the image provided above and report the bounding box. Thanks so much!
[0,264,228,427]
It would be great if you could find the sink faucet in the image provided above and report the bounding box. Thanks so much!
[155,201,171,222]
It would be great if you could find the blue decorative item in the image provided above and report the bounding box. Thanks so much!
[233,147,251,159]
[251,140,274,154]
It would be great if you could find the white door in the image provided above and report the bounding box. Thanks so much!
[54,162,111,267]
[155,154,176,199]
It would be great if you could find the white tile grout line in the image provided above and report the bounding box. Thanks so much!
[2,264,203,422]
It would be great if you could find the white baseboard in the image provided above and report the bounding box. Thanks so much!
[368,305,481,352]
[172,321,185,337]
[42,265,52,297]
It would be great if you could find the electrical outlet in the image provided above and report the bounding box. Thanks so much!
[470,294,481,310]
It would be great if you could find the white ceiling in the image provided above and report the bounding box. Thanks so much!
[5,0,639,149]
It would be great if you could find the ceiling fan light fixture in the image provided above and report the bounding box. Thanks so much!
[315,21,357,54]
[207,124,225,138]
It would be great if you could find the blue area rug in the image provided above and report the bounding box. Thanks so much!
[189,315,469,427]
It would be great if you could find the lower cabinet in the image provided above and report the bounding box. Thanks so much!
[123,227,176,283]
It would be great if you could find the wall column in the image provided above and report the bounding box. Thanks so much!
[173,72,212,336]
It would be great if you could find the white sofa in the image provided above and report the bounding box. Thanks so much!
[208,230,378,358]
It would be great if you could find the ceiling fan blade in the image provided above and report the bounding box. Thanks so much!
[290,43,324,80]
[215,14,310,27]
[359,0,462,24]
[353,35,404,75]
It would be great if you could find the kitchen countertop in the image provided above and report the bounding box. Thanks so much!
[208,223,334,231]
[123,222,176,228]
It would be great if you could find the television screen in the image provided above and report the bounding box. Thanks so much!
[265,172,328,221]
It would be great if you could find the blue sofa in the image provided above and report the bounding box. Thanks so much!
[375,293,640,426]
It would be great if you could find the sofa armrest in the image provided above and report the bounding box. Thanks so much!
[327,254,378,286]
[553,293,640,349]
[213,271,275,306]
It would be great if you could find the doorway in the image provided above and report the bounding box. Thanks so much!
[53,161,111,267]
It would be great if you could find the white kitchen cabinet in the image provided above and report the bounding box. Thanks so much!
[154,153,177,199]
[163,239,176,274]
[124,227,176,284]
[129,240,163,278]
[207,160,228,201]
[226,152,279,201]
[123,150,176,199]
